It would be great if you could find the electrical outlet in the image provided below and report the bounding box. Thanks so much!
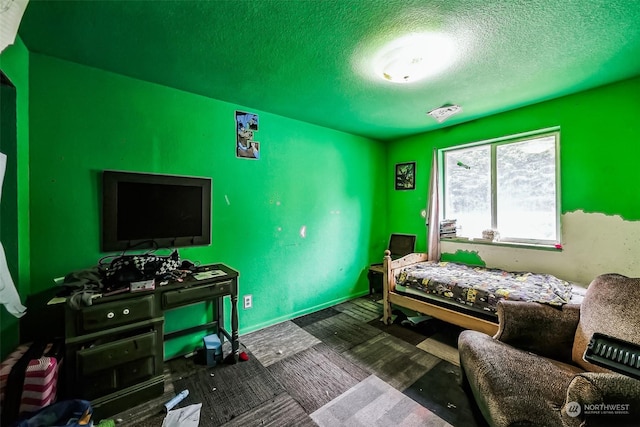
[243,294,253,309]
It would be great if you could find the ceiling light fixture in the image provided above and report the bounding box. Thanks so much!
[427,104,462,123]
[372,33,456,84]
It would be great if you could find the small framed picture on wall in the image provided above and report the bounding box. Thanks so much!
[235,110,260,159]
[395,162,416,190]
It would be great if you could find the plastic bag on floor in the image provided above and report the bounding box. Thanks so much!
[15,399,92,427]
[162,403,202,427]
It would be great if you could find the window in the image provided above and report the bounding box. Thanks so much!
[442,129,560,246]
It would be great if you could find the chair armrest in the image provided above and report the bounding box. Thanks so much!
[494,300,580,362]
[561,372,640,427]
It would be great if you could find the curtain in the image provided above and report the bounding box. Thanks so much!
[427,148,440,262]
[0,153,26,318]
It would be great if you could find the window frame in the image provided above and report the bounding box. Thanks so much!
[440,127,561,247]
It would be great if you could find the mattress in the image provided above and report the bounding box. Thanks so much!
[395,261,574,315]
[395,283,498,322]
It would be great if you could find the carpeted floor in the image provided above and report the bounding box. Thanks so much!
[113,294,486,426]
[311,374,452,427]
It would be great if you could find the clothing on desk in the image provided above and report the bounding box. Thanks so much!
[60,267,104,310]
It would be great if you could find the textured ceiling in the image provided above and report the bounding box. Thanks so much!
[17,0,640,141]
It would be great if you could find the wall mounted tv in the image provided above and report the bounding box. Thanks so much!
[102,170,212,252]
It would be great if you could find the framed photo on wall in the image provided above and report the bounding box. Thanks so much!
[395,162,416,190]
[235,110,260,159]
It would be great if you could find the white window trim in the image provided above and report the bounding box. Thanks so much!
[440,127,562,247]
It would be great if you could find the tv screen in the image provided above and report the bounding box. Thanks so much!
[102,170,212,252]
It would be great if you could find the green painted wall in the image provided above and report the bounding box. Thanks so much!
[26,53,386,358]
[387,75,640,281]
[0,37,30,360]
[8,44,637,360]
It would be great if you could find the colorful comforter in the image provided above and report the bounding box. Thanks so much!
[395,261,573,314]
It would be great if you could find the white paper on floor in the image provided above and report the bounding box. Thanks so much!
[162,403,202,427]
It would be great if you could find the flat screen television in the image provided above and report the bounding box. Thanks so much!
[102,170,212,252]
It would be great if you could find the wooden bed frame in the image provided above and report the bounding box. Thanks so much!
[382,250,499,336]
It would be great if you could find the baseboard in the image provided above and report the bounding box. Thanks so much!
[238,290,370,336]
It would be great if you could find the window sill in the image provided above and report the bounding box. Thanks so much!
[440,237,562,252]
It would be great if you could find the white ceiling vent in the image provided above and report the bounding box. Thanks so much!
[427,104,462,123]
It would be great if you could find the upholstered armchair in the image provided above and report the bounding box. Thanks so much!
[458,273,640,427]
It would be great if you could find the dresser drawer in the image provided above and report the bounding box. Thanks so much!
[78,330,158,375]
[162,280,232,309]
[79,295,155,333]
[118,357,156,388]
[81,356,156,400]
[81,368,117,400]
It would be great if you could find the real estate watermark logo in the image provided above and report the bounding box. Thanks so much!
[566,401,581,417]
[565,401,631,417]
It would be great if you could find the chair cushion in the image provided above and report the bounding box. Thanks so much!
[572,274,640,372]
[459,330,583,426]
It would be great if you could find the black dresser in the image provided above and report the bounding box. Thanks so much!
[22,263,239,419]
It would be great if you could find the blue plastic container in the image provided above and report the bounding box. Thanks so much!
[203,334,222,367]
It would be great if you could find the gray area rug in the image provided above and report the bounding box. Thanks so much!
[333,297,383,323]
[241,320,321,367]
[302,312,383,353]
[292,307,341,328]
[343,332,441,391]
[171,352,284,426]
[404,360,482,427]
[417,336,460,366]
[220,392,316,427]
[268,343,370,413]
[311,374,452,427]
[368,318,439,346]
[113,296,483,427]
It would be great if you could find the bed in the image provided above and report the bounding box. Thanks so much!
[382,251,584,335]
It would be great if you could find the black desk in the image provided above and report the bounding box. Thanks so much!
[159,263,239,360]
[22,263,239,419]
